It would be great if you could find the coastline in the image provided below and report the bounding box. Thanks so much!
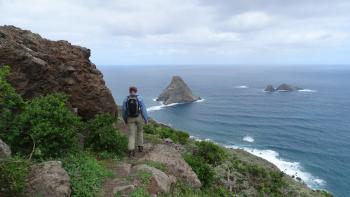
[149,117,327,192]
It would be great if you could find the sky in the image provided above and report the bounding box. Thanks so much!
[0,0,350,65]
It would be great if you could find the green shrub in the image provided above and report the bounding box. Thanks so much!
[144,124,189,144]
[0,156,29,197]
[0,65,25,144]
[184,154,215,188]
[195,141,227,166]
[85,113,128,157]
[10,93,81,159]
[62,152,111,197]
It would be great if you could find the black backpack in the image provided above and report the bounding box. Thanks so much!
[127,95,140,117]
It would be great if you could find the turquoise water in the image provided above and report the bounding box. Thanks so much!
[100,65,350,197]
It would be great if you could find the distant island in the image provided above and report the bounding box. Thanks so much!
[264,84,303,92]
[157,76,201,105]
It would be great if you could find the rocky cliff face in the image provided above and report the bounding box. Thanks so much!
[0,26,117,119]
[157,76,200,105]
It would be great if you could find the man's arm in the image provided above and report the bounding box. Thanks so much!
[122,97,128,123]
[138,96,149,123]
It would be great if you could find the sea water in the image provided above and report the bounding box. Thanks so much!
[100,65,350,197]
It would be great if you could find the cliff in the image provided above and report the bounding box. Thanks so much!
[157,76,200,105]
[0,26,117,119]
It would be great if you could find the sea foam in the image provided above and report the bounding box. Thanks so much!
[243,135,255,143]
[235,85,249,89]
[299,89,317,93]
[147,102,181,112]
[224,145,326,189]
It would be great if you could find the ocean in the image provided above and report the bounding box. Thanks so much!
[100,65,350,197]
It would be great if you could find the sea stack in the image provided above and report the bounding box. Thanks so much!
[276,84,303,92]
[264,85,275,92]
[157,76,200,105]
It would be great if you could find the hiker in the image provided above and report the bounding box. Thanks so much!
[122,86,149,157]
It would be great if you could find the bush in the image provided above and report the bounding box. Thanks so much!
[62,152,111,197]
[85,113,128,157]
[10,93,81,159]
[0,156,30,197]
[195,141,227,166]
[184,154,215,188]
[144,124,189,144]
[0,66,25,144]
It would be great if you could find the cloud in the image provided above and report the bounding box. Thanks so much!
[0,0,349,64]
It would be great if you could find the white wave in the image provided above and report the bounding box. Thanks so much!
[147,102,181,112]
[196,98,205,103]
[225,145,326,189]
[299,89,317,93]
[243,135,255,143]
[152,98,158,101]
[235,85,249,89]
[190,135,203,141]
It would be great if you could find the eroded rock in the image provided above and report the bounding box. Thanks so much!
[0,138,11,158]
[139,144,201,188]
[157,76,200,105]
[132,164,176,194]
[0,25,117,119]
[25,161,71,197]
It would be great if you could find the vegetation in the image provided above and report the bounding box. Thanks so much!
[62,152,111,197]
[144,123,189,144]
[183,154,215,188]
[85,113,128,157]
[0,65,25,145]
[0,156,29,197]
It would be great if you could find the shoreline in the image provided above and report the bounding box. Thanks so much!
[150,117,327,192]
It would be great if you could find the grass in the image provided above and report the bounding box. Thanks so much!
[62,152,112,197]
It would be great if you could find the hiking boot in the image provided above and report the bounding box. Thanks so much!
[138,146,143,152]
[128,150,135,158]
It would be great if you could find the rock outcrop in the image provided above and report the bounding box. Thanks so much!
[25,161,71,197]
[276,84,303,92]
[139,144,201,188]
[157,76,200,105]
[0,138,11,158]
[132,164,176,194]
[0,25,117,119]
[264,85,275,92]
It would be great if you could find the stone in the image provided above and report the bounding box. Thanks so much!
[264,85,275,92]
[157,76,200,105]
[0,25,117,120]
[163,138,174,144]
[25,161,71,197]
[116,162,132,177]
[0,138,11,158]
[139,144,201,188]
[132,164,176,194]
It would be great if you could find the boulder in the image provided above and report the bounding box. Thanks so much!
[0,138,11,158]
[0,25,117,120]
[264,85,275,92]
[157,76,200,105]
[276,84,302,92]
[25,161,71,197]
[139,144,201,188]
[132,164,176,194]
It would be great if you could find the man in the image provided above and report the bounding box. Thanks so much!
[122,86,149,157]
